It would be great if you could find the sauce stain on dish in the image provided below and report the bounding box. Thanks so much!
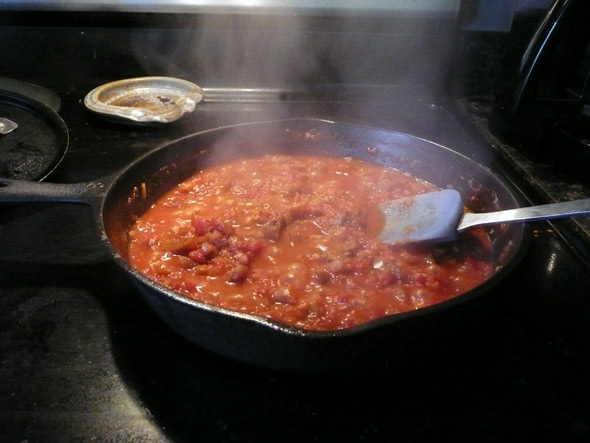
[83,76,204,124]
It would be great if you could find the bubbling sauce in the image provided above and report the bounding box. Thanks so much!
[128,154,493,330]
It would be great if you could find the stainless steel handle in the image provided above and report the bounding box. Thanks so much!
[458,198,590,231]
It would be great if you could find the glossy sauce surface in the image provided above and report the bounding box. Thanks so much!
[128,155,493,330]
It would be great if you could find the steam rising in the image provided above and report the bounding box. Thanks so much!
[129,10,460,162]
[133,13,453,92]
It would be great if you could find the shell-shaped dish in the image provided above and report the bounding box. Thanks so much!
[84,76,204,124]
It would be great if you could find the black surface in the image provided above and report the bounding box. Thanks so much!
[1,13,590,443]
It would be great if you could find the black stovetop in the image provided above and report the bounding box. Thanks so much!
[1,85,589,442]
[1,12,590,442]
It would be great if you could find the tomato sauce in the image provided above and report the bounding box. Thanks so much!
[128,154,493,330]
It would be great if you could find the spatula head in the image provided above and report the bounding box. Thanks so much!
[377,189,464,245]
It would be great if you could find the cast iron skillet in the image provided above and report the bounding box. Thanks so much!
[0,89,68,181]
[0,119,526,373]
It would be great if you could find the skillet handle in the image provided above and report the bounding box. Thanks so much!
[0,178,106,207]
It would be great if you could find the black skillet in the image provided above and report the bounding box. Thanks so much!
[0,118,526,373]
[0,85,68,181]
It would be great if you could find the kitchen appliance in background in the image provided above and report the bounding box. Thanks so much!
[491,0,590,181]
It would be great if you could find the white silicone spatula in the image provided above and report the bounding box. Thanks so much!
[378,189,590,245]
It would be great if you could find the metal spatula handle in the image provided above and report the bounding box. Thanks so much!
[378,190,590,245]
[459,198,590,231]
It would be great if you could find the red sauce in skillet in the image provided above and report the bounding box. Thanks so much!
[128,154,493,331]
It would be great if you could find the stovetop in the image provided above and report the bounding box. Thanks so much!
[1,13,590,442]
[0,85,589,442]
